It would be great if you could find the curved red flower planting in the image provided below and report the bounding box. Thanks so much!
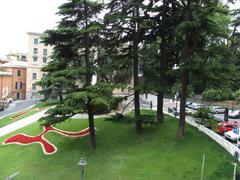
[3,126,90,155]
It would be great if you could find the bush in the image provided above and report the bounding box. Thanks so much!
[193,108,213,129]
[105,113,133,123]
[92,96,124,114]
[235,90,240,104]
[110,96,124,110]
[92,98,111,114]
[202,88,233,101]
[193,108,212,119]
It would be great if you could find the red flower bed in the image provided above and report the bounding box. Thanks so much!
[3,126,91,155]
[11,111,28,119]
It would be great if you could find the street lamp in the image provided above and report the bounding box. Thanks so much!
[78,157,87,180]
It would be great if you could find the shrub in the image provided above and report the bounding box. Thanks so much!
[202,88,233,101]
[92,97,111,114]
[105,113,133,123]
[193,108,213,129]
[235,90,240,104]
[110,96,124,110]
[193,107,212,120]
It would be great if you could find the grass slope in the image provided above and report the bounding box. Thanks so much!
[0,100,59,128]
[0,110,234,180]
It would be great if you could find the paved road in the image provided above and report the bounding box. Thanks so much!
[214,114,240,122]
[0,100,36,118]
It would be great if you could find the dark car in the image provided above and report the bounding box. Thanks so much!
[185,102,193,108]
[168,107,179,116]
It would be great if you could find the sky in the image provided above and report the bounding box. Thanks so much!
[0,0,239,58]
[0,0,65,58]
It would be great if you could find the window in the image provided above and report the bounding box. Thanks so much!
[43,49,47,56]
[34,48,38,54]
[15,82,22,90]
[34,38,38,45]
[42,73,47,78]
[32,73,37,79]
[32,84,36,90]
[42,57,47,64]
[17,70,21,77]
[33,57,38,63]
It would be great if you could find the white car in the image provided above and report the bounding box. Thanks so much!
[190,103,204,110]
[224,128,240,141]
[7,97,14,103]
[210,106,225,114]
[228,110,240,118]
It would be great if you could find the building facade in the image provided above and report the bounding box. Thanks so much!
[0,61,27,100]
[26,32,53,99]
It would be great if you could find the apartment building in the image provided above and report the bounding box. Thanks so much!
[0,61,27,99]
[6,52,27,62]
[26,32,53,99]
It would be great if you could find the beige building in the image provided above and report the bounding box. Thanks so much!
[26,32,53,99]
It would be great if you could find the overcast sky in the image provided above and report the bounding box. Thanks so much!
[0,0,65,58]
[0,0,239,58]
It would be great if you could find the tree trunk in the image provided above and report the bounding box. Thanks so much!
[177,70,188,139]
[88,105,96,150]
[177,0,192,139]
[59,92,63,103]
[157,91,164,122]
[157,0,168,123]
[57,86,63,103]
[157,35,167,122]
[133,5,142,134]
[84,0,96,149]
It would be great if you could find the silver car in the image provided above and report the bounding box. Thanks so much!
[228,110,240,118]
[210,106,225,114]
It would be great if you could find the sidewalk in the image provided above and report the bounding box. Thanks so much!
[0,109,48,138]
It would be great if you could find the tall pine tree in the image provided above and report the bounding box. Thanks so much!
[105,0,149,133]
[40,0,116,149]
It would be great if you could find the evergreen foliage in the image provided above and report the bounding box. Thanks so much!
[37,0,239,144]
[39,0,119,149]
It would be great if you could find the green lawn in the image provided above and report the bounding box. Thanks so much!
[0,110,235,180]
[0,100,59,128]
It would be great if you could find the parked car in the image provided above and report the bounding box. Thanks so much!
[7,97,14,103]
[217,122,238,134]
[224,128,240,141]
[189,103,204,110]
[210,106,225,114]
[185,102,193,108]
[188,103,197,109]
[168,107,179,116]
[228,110,240,118]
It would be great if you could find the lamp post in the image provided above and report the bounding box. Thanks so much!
[78,157,87,180]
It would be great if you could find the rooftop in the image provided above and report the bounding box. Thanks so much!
[27,32,43,36]
[0,60,27,68]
